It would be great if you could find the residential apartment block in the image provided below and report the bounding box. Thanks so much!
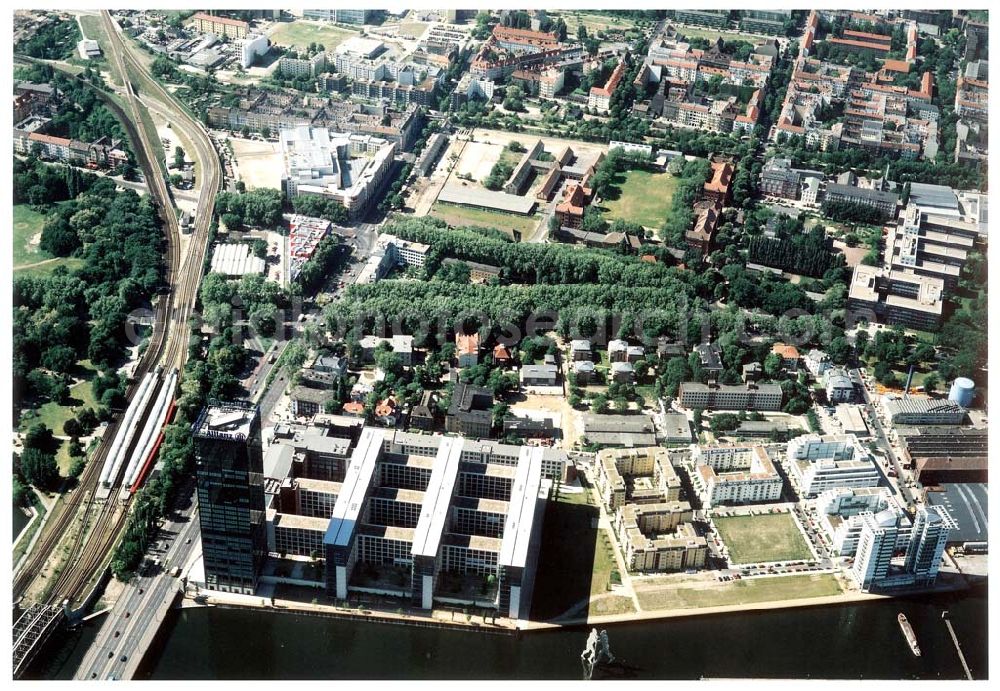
[595,447,681,513]
[691,444,783,508]
[188,12,249,39]
[678,382,783,411]
[851,504,954,591]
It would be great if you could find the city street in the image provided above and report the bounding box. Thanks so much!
[852,367,917,507]
[75,482,202,680]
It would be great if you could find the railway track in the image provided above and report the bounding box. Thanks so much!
[13,11,220,607]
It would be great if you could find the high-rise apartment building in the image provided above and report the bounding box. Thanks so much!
[851,505,955,591]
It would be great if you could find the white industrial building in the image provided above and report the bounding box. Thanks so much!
[880,395,968,426]
[210,243,267,277]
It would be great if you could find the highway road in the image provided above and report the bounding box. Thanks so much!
[74,481,201,680]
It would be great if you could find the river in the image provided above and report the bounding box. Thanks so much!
[121,587,987,680]
[27,586,985,680]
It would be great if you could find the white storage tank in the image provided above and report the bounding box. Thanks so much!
[948,377,975,408]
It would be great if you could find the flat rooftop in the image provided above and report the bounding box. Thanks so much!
[411,437,463,558]
[498,447,544,569]
[271,512,330,532]
[926,483,988,544]
[324,427,383,548]
[193,403,258,440]
[437,184,537,215]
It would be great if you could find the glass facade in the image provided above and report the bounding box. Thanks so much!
[194,404,266,595]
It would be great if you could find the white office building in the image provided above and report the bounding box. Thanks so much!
[786,434,881,498]
[280,126,396,220]
[239,33,270,69]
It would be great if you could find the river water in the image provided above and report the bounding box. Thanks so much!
[87,586,986,680]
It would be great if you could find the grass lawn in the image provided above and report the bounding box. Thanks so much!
[713,513,813,564]
[397,22,428,39]
[18,362,100,435]
[429,202,541,238]
[78,14,112,59]
[13,205,52,267]
[530,488,619,621]
[55,441,76,476]
[601,169,679,230]
[557,11,640,35]
[635,573,842,611]
[634,385,658,403]
[672,24,767,44]
[14,257,86,278]
[269,21,358,51]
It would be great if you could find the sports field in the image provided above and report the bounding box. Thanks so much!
[714,513,813,564]
[635,573,842,611]
[269,21,358,51]
[601,169,679,229]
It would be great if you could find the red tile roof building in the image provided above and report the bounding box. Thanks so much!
[555,182,592,228]
[703,160,734,206]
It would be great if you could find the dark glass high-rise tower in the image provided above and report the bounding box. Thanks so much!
[193,402,266,594]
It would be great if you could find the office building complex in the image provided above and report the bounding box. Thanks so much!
[674,10,730,28]
[848,265,945,330]
[280,126,396,220]
[691,444,783,508]
[323,429,552,617]
[824,182,899,217]
[193,403,267,594]
[786,435,881,498]
[887,204,977,289]
[303,9,375,25]
[739,9,792,35]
